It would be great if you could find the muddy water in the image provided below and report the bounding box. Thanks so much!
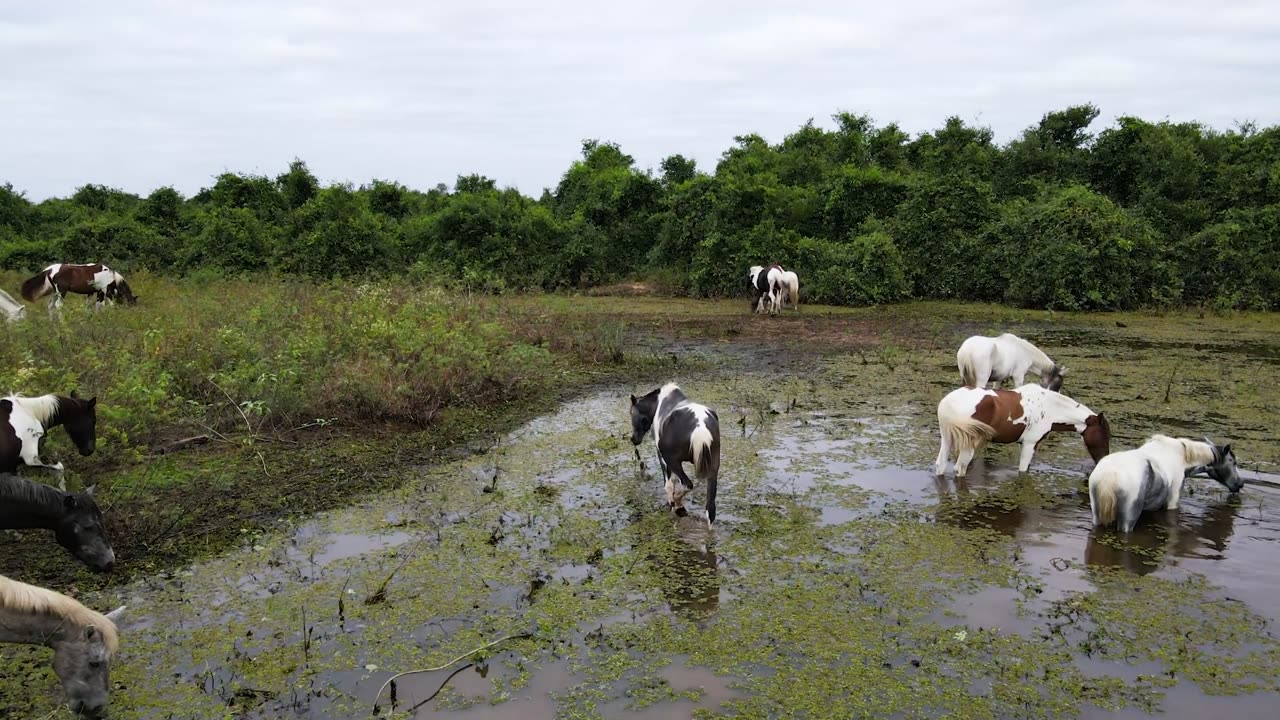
[4,320,1280,719]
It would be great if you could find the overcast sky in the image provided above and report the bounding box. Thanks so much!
[2,1,1278,201]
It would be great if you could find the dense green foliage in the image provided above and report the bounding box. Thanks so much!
[3,105,1279,309]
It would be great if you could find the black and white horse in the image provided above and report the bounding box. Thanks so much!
[748,264,784,315]
[629,383,721,525]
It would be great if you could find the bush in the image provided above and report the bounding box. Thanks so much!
[792,229,909,306]
[991,185,1181,310]
[1178,205,1280,310]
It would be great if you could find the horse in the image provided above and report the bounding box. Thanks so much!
[1088,435,1242,533]
[0,288,25,322]
[748,264,784,315]
[956,333,1064,391]
[0,473,115,572]
[630,383,721,525]
[935,383,1109,477]
[21,263,138,311]
[0,573,124,717]
[1,392,98,486]
[778,270,800,311]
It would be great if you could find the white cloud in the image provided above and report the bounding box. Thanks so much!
[0,0,1277,199]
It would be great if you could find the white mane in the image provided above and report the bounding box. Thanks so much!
[3,393,61,425]
[1143,434,1216,467]
[0,575,119,653]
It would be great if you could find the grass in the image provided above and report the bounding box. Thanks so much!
[0,273,646,585]
[3,283,1280,718]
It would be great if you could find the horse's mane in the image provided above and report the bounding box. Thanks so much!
[0,574,119,653]
[998,334,1054,369]
[3,393,61,425]
[0,472,66,509]
[1145,434,1216,467]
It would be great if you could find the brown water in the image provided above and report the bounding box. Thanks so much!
[4,324,1279,719]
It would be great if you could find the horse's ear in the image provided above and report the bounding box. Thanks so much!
[85,484,97,496]
[630,394,637,406]
[1223,443,1233,457]
[88,396,97,408]
[104,606,127,623]
[1059,367,1069,376]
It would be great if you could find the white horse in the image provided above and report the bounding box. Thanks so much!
[0,573,125,717]
[1089,435,1242,533]
[956,333,1064,391]
[778,270,799,310]
[0,289,24,322]
[935,383,1110,477]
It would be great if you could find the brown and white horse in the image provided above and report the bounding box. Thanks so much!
[21,263,138,310]
[935,383,1109,477]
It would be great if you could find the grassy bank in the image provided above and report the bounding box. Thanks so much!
[0,274,643,585]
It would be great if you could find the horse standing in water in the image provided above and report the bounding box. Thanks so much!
[630,383,721,525]
[21,263,138,311]
[957,333,1064,391]
[1,392,98,487]
[0,574,125,718]
[748,264,784,315]
[935,383,1109,477]
[1089,435,1242,533]
[0,473,115,572]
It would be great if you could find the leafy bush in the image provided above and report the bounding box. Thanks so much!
[992,185,1181,310]
[791,229,909,306]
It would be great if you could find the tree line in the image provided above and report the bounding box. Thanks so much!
[2,104,1278,310]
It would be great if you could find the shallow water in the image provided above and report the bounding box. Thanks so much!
[4,316,1280,719]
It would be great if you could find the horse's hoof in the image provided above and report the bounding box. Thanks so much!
[674,507,688,517]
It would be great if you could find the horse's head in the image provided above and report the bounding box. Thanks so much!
[629,391,659,446]
[1039,365,1067,392]
[1202,438,1243,493]
[56,485,115,572]
[62,392,98,456]
[1082,412,1110,462]
[52,606,124,718]
[111,280,137,305]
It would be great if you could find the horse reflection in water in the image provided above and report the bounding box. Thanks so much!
[658,517,721,623]
[1084,499,1240,576]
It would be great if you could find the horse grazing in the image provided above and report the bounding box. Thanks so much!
[935,383,1109,477]
[957,333,1064,391]
[0,473,115,572]
[1,392,98,484]
[0,289,25,322]
[778,270,800,311]
[1089,435,1242,533]
[748,264,784,315]
[0,574,124,717]
[21,263,138,310]
[630,383,722,525]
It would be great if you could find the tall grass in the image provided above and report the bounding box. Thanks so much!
[0,272,557,467]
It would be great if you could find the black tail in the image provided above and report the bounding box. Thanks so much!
[21,270,50,302]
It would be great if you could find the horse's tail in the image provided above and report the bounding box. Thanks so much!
[691,423,716,478]
[957,350,979,388]
[690,416,719,525]
[21,270,52,302]
[939,403,995,454]
[1089,471,1118,526]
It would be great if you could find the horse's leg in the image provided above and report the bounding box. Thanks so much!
[955,448,976,477]
[1166,475,1184,510]
[669,462,695,517]
[1017,437,1037,472]
[18,436,64,474]
[935,428,952,475]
